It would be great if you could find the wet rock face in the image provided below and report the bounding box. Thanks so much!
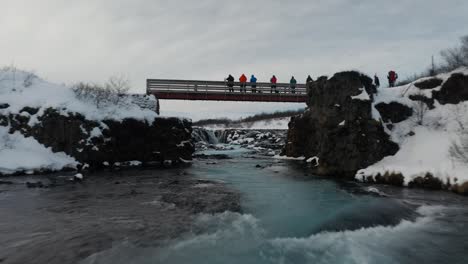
[433,73,468,104]
[3,108,194,168]
[375,102,413,123]
[284,71,399,178]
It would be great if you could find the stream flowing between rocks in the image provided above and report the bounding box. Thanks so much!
[1,146,468,264]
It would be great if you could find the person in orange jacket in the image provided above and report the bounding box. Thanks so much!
[239,74,247,92]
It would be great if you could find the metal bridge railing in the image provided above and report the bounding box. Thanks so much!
[146,79,308,95]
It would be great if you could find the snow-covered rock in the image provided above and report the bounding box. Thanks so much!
[356,67,468,192]
[0,68,193,175]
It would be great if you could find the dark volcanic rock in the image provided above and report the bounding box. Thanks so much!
[0,103,9,109]
[2,108,194,171]
[433,73,468,104]
[408,173,443,190]
[193,154,231,160]
[414,78,443,89]
[284,71,399,178]
[409,94,435,110]
[375,102,413,123]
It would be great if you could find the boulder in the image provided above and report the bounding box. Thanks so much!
[375,102,413,123]
[414,78,443,89]
[433,73,468,104]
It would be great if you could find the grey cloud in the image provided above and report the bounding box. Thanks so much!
[1,0,467,119]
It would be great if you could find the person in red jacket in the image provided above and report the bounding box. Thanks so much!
[387,70,398,87]
[270,75,278,93]
[239,74,247,92]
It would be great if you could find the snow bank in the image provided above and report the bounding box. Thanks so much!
[0,68,158,124]
[0,126,77,175]
[356,67,468,186]
[0,68,159,175]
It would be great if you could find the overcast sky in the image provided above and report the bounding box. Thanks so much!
[2,0,468,120]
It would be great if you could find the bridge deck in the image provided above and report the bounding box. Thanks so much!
[146,79,308,103]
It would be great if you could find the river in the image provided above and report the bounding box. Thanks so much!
[2,147,468,264]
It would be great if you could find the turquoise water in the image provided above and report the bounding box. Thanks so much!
[85,148,468,264]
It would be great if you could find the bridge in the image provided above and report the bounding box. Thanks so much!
[146,79,308,103]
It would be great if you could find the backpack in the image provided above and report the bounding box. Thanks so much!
[389,71,396,81]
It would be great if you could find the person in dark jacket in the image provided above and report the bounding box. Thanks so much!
[270,75,278,93]
[374,74,380,89]
[250,75,257,93]
[226,74,235,92]
[290,76,297,94]
[306,75,314,94]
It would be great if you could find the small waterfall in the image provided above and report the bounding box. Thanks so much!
[215,130,233,144]
[193,128,219,144]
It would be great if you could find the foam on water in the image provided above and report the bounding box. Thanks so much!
[83,205,466,264]
[82,148,468,264]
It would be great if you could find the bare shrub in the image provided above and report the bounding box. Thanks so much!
[450,106,468,163]
[450,138,468,164]
[105,75,131,105]
[106,75,130,95]
[440,35,468,72]
[23,72,37,87]
[72,75,131,108]
[72,82,113,108]
[411,92,429,125]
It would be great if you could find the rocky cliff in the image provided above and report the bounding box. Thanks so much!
[0,68,193,175]
[283,71,399,177]
[284,69,468,194]
[0,108,193,173]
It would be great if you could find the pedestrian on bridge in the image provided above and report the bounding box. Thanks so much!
[226,74,235,92]
[239,74,247,92]
[290,76,297,94]
[250,75,257,93]
[270,75,278,93]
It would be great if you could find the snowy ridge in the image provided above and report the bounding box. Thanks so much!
[356,67,468,187]
[0,68,158,124]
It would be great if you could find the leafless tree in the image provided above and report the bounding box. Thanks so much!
[440,35,468,71]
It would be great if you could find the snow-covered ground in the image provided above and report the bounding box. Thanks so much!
[0,68,158,124]
[0,126,77,175]
[356,67,468,186]
[203,117,290,130]
[0,67,158,175]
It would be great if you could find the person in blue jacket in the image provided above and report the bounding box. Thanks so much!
[250,75,257,93]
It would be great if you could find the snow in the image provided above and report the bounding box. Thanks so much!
[0,68,158,124]
[357,127,468,185]
[0,68,161,175]
[306,156,319,166]
[0,126,77,175]
[273,155,305,161]
[356,67,468,186]
[351,88,370,101]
